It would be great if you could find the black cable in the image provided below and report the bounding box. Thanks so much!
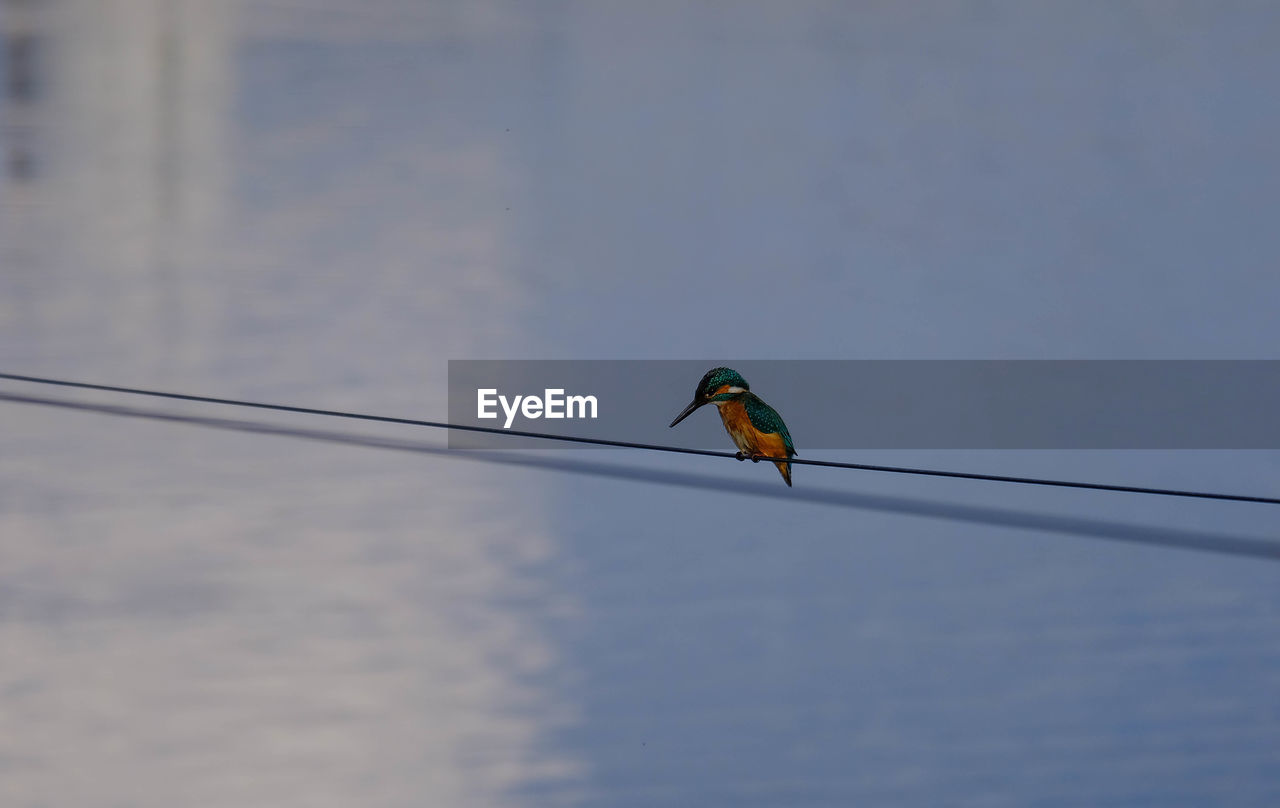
[2,389,1277,562]
[1,371,1277,505]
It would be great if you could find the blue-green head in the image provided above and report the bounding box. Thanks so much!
[668,367,750,427]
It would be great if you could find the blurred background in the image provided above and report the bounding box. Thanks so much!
[1,1,1278,805]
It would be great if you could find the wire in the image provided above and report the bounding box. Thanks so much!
[1,371,1277,506]
[2,388,1277,562]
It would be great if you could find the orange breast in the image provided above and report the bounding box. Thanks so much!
[716,400,758,454]
[716,401,789,458]
[717,400,793,485]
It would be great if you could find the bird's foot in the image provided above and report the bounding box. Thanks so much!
[734,451,747,462]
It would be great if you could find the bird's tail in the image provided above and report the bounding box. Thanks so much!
[775,460,792,487]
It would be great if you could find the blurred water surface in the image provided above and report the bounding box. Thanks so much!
[1,1,1279,806]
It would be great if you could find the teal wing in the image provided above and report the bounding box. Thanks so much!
[743,394,796,456]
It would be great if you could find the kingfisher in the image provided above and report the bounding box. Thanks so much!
[668,367,797,486]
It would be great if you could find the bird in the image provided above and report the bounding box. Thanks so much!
[668,367,796,486]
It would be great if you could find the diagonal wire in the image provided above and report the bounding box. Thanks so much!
[1,371,1278,505]
[1,389,1277,562]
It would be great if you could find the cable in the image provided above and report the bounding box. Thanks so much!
[2,389,1277,562]
[1,371,1278,506]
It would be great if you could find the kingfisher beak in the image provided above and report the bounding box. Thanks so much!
[668,398,705,428]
